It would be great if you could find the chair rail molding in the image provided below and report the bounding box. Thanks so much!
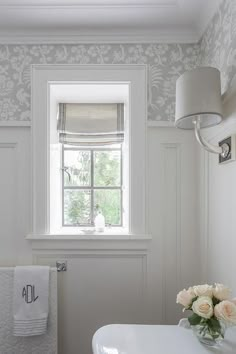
[0,121,31,127]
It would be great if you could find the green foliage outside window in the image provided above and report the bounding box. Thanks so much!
[63,147,122,226]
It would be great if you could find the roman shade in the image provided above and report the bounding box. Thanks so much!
[57,103,124,146]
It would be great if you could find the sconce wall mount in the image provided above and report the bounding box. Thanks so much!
[218,135,236,164]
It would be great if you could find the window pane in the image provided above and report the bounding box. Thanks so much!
[64,150,91,186]
[64,190,91,225]
[94,189,121,225]
[94,150,121,187]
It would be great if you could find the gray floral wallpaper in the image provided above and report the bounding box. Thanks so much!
[0,44,199,122]
[0,0,234,123]
[200,0,236,94]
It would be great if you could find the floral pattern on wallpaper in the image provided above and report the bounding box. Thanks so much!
[200,0,236,94]
[0,44,199,122]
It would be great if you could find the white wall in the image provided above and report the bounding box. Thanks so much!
[199,96,236,295]
[199,0,236,294]
[147,127,199,325]
[0,124,199,354]
[0,37,201,354]
[0,127,32,266]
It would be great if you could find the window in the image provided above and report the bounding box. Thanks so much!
[62,144,123,227]
[32,65,146,236]
[58,102,125,230]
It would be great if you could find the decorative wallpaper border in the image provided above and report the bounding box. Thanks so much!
[0,44,199,122]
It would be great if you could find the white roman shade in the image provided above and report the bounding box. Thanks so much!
[57,103,124,146]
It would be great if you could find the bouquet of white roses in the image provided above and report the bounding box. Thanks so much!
[176,284,236,344]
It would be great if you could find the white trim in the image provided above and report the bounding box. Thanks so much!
[0,2,177,9]
[199,83,236,283]
[0,121,31,127]
[0,32,199,45]
[32,64,145,71]
[0,119,175,128]
[200,149,209,282]
[31,64,147,237]
[0,142,17,149]
[148,121,175,128]
[160,143,181,323]
[26,233,152,241]
[0,3,178,10]
[28,236,151,252]
[0,0,217,44]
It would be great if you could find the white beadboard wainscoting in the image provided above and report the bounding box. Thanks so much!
[199,94,236,296]
[0,125,200,354]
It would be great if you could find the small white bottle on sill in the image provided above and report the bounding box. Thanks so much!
[94,211,105,232]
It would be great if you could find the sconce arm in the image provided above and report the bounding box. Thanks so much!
[193,118,223,154]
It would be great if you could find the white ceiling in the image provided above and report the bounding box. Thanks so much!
[0,0,221,43]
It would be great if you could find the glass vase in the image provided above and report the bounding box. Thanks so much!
[192,322,226,347]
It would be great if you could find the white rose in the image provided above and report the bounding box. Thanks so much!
[187,287,196,298]
[176,289,195,308]
[192,296,213,319]
[214,300,236,325]
[231,298,236,305]
[193,284,213,297]
[213,283,231,301]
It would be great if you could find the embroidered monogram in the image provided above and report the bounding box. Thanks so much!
[22,285,39,304]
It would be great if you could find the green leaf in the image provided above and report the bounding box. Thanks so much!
[212,297,220,306]
[188,313,202,326]
[208,317,221,333]
[191,297,198,304]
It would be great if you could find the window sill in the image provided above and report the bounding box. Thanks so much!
[26,233,152,241]
[48,227,130,237]
[26,232,152,252]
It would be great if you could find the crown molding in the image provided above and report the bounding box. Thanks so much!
[0,4,177,10]
[0,1,177,9]
[0,30,199,44]
[0,0,220,45]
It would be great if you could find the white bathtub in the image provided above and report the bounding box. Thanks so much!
[92,323,236,354]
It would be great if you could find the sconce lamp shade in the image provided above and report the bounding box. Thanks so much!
[175,67,223,129]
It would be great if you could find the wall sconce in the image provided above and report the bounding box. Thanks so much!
[175,66,235,164]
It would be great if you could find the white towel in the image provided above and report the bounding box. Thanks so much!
[13,265,50,336]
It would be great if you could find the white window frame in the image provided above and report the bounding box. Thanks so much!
[49,82,130,234]
[31,64,147,237]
